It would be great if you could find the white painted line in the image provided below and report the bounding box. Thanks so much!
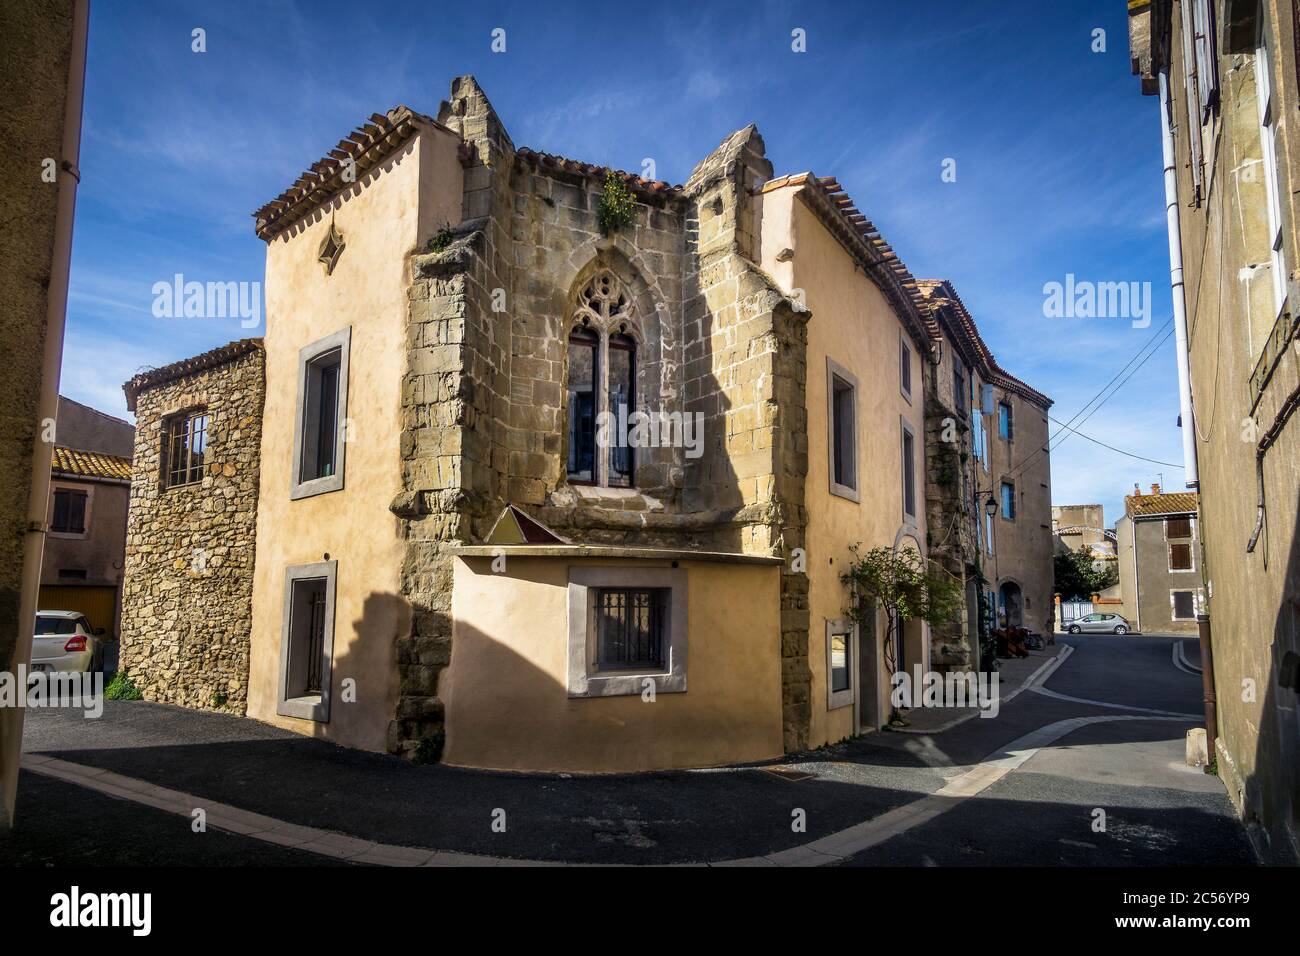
[22,708,1194,868]
[1028,684,1201,718]
[890,644,1075,735]
[1172,640,1201,676]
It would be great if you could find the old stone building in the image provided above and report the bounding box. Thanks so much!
[120,340,265,712]
[919,280,1056,665]
[1130,0,1300,862]
[119,76,1053,772]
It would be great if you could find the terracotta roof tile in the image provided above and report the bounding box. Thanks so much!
[917,279,1052,409]
[123,338,263,413]
[1126,491,1198,517]
[51,445,131,483]
[514,148,683,198]
[762,173,936,343]
[253,106,445,240]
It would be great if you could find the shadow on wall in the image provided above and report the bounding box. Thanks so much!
[1247,486,1300,863]
[307,590,409,756]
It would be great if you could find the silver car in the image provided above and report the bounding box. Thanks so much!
[1067,612,1131,635]
[32,611,105,673]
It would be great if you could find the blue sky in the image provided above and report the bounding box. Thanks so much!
[66,0,1181,526]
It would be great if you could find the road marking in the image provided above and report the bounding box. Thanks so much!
[21,710,1193,868]
[1172,640,1202,676]
[1028,684,1201,718]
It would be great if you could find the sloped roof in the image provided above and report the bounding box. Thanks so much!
[515,148,682,199]
[761,172,935,343]
[917,279,1053,409]
[252,105,447,241]
[51,445,131,483]
[1126,491,1198,517]
[123,338,263,412]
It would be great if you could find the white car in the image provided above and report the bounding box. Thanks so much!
[1066,612,1131,635]
[32,611,105,673]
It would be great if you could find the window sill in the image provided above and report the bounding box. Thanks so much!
[291,473,344,500]
[277,694,325,721]
[829,482,860,503]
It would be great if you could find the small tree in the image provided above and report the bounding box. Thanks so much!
[1053,544,1118,600]
[840,545,964,723]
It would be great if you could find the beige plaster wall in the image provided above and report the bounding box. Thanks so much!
[443,556,783,772]
[247,127,463,751]
[760,186,930,747]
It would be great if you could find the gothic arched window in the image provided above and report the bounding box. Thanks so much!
[567,272,638,487]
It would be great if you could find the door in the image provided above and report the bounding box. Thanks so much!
[37,585,117,637]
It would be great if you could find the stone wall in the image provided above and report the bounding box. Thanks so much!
[387,76,808,757]
[0,0,79,831]
[119,344,264,712]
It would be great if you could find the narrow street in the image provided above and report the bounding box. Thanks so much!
[4,633,1253,866]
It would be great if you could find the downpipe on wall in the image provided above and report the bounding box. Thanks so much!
[1158,71,1200,490]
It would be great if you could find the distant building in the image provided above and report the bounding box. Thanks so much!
[38,396,134,640]
[1115,485,1202,635]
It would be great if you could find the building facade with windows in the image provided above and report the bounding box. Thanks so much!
[918,281,1056,656]
[1115,487,1202,634]
[1130,0,1300,862]
[118,76,1052,772]
[38,396,135,642]
[120,339,265,712]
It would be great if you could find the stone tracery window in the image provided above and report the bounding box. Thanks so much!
[567,271,638,487]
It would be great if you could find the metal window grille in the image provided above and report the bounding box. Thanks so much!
[305,585,327,694]
[595,588,666,671]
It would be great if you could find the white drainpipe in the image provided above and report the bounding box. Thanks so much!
[1158,71,1200,489]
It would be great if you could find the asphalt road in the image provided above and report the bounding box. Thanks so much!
[4,632,1255,866]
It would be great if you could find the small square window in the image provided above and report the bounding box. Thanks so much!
[1171,590,1196,621]
[1169,542,1194,571]
[1166,516,1192,539]
[163,410,208,488]
[568,567,687,698]
[595,588,667,672]
[51,488,87,533]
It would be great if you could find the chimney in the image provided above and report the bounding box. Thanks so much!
[1133,483,1141,496]
[1151,483,1161,495]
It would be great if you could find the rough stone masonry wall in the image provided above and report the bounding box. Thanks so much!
[389,76,809,757]
[922,365,975,671]
[119,348,264,712]
[679,127,810,750]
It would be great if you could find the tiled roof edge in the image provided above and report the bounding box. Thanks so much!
[123,338,264,413]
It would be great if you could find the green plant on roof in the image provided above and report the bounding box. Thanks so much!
[597,170,637,236]
[428,225,454,253]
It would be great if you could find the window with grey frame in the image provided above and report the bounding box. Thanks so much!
[899,334,912,402]
[292,327,350,499]
[594,587,667,672]
[278,560,337,722]
[827,358,858,500]
[901,420,917,522]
